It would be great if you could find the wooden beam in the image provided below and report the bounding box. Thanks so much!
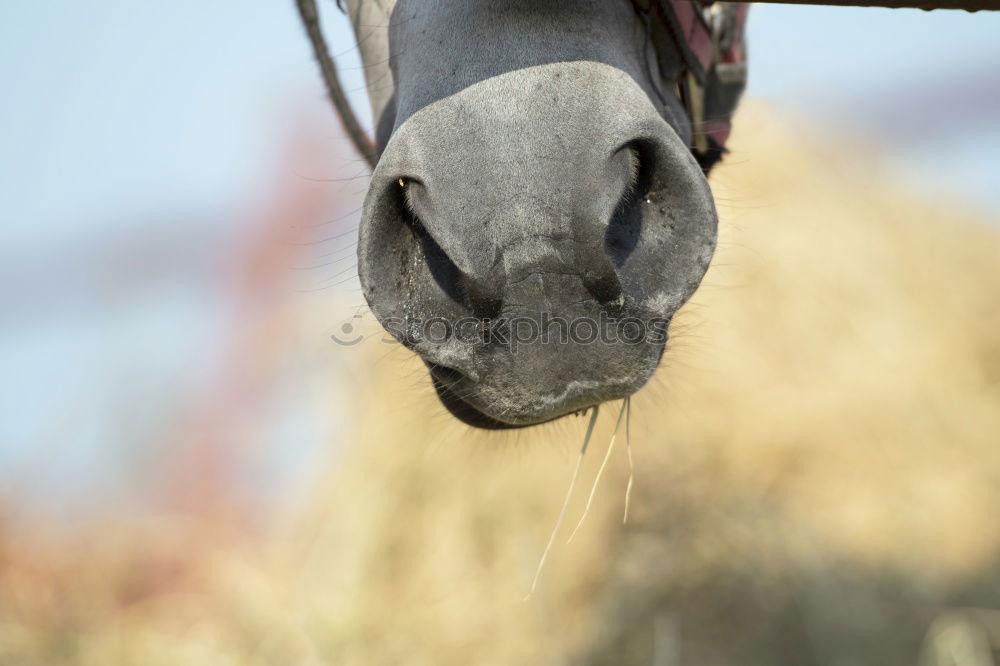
[745,0,997,11]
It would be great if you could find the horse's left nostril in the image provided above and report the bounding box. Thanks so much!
[575,142,655,313]
[605,140,656,269]
[582,269,624,313]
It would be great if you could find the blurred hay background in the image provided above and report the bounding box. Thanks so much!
[2,104,999,665]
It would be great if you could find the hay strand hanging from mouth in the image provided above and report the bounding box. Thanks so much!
[623,396,634,524]
[524,405,600,600]
[566,399,627,543]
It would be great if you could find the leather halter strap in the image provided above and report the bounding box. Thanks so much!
[633,0,749,172]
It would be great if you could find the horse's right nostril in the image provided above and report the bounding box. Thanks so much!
[395,177,505,320]
[463,277,504,320]
[392,180,468,310]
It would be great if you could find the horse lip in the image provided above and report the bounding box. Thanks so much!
[426,360,479,385]
[429,362,629,429]
[430,373,535,429]
[427,362,470,386]
[430,373,578,430]
[425,334,664,428]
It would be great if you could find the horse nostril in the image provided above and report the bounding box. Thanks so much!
[389,179,469,310]
[605,139,656,269]
[583,271,624,314]
[463,276,504,320]
[392,176,507,321]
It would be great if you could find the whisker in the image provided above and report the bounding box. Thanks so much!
[313,243,358,260]
[290,254,357,270]
[300,206,364,229]
[292,169,371,183]
[286,225,360,246]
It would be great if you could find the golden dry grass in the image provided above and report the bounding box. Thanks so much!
[2,104,999,665]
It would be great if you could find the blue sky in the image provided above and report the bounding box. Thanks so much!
[0,1,997,513]
[0,1,997,248]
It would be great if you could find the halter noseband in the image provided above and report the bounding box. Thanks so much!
[632,0,749,172]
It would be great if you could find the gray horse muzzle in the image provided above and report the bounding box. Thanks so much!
[358,62,717,428]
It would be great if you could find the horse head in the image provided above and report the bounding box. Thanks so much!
[345,0,738,427]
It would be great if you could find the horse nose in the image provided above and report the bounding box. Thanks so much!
[354,61,718,427]
[359,165,632,330]
[385,176,509,320]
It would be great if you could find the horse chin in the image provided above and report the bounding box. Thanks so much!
[431,376,588,430]
[430,375,558,430]
[426,339,666,429]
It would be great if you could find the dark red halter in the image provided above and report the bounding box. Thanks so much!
[633,0,750,172]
